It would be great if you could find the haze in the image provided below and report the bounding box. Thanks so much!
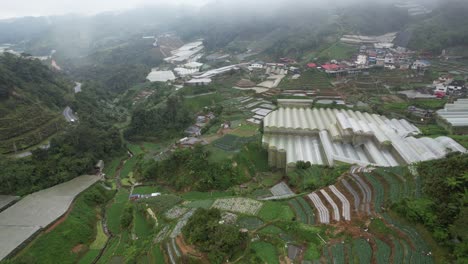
[0,0,436,19]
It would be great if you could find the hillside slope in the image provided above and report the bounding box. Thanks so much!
[407,0,468,53]
[0,53,71,154]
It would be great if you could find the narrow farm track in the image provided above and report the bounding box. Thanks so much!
[340,179,361,213]
[307,193,329,224]
[320,189,340,222]
[329,185,351,221]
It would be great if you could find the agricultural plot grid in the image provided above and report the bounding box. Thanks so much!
[211,198,263,215]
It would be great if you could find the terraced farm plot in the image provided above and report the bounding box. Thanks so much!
[375,238,391,264]
[289,198,308,223]
[330,243,345,264]
[237,216,264,230]
[212,134,257,151]
[279,70,332,90]
[352,238,372,264]
[212,197,262,215]
[250,241,279,264]
[363,173,385,213]
[258,201,294,221]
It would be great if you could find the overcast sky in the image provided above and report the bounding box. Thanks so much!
[0,0,209,19]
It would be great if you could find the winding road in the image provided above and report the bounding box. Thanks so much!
[63,106,78,122]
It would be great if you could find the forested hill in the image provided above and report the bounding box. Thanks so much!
[407,0,468,53]
[0,53,72,154]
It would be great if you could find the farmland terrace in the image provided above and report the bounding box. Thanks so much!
[0,175,101,261]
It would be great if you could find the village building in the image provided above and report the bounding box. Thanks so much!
[412,60,431,70]
[185,78,212,86]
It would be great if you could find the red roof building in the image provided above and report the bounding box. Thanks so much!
[321,64,340,71]
[307,63,317,68]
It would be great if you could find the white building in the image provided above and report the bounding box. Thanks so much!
[146,70,176,82]
[262,99,465,171]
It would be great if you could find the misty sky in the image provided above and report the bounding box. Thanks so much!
[0,0,208,19]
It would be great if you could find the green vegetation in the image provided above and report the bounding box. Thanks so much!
[408,1,468,53]
[279,70,331,90]
[182,208,248,263]
[212,134,258,151]
[317,42,357,61]
[258,201,295,222]
[287,164,350,192]
[142,145,243,191]
[250,242,279,264]
[11,184,114,264]
[392,154,468,262]
[125,87,192,139]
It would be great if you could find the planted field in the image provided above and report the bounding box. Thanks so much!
[133,186,161,195]
[259,225,283,235]
[375,238,391,264]
[134,210,153,239]
[90,221,108,250]
[212,134,257,151]
[279,70,332,90]
[120,157,138,178]
[212,197,263,215]
[330,243,345,264]
[237,216,264,230]
[363,173,384,213]
[258,201,294,222]
[289,198,308,223]
[106,189,129,234]
[184,199,214,209]
[297,197,315,225]
[250,241,279,264]
[352,238,372,264]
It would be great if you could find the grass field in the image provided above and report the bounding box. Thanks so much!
[104,157,123,178]
[185,199,214,209]
[151,244,165,264]
[318,42,357,60]
[228,124,259,137]
[106,189,129,234]
[78,249,100,264]
[258,201,295,222]
[133,186,162,195]
[251,241,279,264]
[279,70,332,90]
[120,157,138,178]
[180,191,233,201]
[184,93,224,112]
[90,220,108,249]
[127,143,144,155]
[134,210,153,239]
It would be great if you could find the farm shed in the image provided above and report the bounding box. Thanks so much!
[436,99,468,134]
[146,70,176,82]
[95,160,104,172]
[263,100,466,171]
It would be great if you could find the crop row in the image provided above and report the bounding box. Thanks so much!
[362,173,384,213]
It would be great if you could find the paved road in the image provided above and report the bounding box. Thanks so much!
[74,82,82,93]
[63,106,78,122]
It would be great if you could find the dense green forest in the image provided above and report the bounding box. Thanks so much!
[393,154,468,261]
[0,59,124,195]
[125,86,192,140]
[0,53,71,108]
